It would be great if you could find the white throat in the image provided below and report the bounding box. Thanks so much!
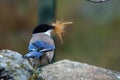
[44,30,52,37]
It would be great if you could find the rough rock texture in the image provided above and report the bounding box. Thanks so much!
[38,60,120,80]
[0,50,120,80]
[0,50,33,80]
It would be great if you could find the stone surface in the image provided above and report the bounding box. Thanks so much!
[0,50,120,80]
[0,50,33,80]
[38,60,120,80]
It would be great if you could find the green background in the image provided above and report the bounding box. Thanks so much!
[0,0,120,71]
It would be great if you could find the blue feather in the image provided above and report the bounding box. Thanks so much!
[24,50,43,58]
[28,41,55,52]
[24,40,55,58]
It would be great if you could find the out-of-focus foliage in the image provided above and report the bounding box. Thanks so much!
[0,0,120,71]
[38,0,56,24]
[0,0,38,52]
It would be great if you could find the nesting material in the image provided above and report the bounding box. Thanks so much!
[52,20,72,42]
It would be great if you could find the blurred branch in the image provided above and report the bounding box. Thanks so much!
[38,0,56,24]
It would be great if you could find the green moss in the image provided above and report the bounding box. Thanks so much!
[28,68,43,80]
[29,73,38,80]
[6,62,10,66]
[20,64,26,69]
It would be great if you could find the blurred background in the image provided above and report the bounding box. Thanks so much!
[0,0,120,71]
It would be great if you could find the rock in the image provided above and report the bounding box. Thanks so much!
[38,60,120,80]
[0,50,33,80]
[0,50,120,80]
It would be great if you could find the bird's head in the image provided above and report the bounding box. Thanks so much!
[32,20,72,40]
[32,24,55,36]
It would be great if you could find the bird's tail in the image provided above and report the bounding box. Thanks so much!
[23,51,43,58]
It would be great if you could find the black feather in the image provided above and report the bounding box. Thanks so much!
[33,24,55,34]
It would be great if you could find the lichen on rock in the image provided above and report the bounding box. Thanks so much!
[0,50,33,80]
[0,50,120,80]
[38,60,120,80]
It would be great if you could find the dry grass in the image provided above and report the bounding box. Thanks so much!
[52,20,72,42]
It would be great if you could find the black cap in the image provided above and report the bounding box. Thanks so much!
[32,24,55,34]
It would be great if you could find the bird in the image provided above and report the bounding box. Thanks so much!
[23,24,55,67]
[23,20,72,68]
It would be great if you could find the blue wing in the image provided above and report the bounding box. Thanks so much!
[24,50,43,58]
[24,41,55,58]
[28,40,55,52]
